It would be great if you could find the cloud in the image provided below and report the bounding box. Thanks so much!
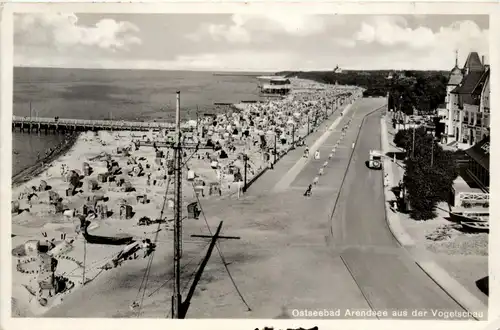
[354,16,435,49]
[352,16,488,58]
[187,13,333,44]
[13,14,489,71]
[15,50,308,72]
[14,13,142,52]
[334,38,356,48]
[191,15,251,43]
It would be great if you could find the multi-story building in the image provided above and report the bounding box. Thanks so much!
[444,55,463,143]
[444,51,489,148]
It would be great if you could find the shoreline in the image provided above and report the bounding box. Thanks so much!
[12,133,80,188]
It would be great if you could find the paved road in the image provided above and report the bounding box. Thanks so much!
[43,98,468,319]
[328,100,468,318]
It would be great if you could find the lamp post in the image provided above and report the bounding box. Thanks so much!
[412,123,415,159]
[242,154,248,193]
[430,137,435,167]
[274,131,277,164]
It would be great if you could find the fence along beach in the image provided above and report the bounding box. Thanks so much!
[11,78,359,317]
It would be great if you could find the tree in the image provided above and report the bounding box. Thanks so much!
[404,157,440,220]
[393,129,412,150]
[393,126,429,153]
[394,127,457,219]
[276,70,448,99]
[401,132,458,220]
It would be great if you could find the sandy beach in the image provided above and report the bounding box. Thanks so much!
[11,78,358,317]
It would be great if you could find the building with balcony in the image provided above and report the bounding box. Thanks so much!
[257,76,291,95]
[444,51,489,148]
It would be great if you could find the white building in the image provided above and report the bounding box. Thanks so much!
[444,52,489,148]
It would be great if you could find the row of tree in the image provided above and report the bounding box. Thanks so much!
[394,127,457,220]
[388,71,448,115]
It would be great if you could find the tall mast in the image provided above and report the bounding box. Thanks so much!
[172,91,183,318]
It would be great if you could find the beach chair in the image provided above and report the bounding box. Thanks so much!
[87,179,99,191]
[82,162,92,176]
[97,173,108,183]
[119,204,133,220]
[11,201,20,214]
[39,180,48,191]
[97,204,109,219]
[209,182,221,196]
[48,191,60,204]
[187,202,201,219]
[136,194,148,204]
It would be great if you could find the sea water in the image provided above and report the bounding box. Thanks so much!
[13,67,267,175]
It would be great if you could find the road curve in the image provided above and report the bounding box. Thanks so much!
[329,99,468,319]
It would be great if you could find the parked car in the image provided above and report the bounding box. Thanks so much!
[368,150,383,170]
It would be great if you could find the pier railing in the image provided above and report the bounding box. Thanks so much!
[12,116,193,132]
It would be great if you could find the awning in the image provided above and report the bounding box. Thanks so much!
[465,136,489,170]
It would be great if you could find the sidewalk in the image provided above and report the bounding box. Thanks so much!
[380,116,488,318]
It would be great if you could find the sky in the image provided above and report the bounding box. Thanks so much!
[13,13,489,71]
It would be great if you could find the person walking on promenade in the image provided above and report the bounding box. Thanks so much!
[304,184,312,197]
[303,146,310,158]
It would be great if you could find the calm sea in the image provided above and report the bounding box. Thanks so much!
[13,67,268,175]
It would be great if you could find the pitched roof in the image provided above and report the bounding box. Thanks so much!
[465,135,489,170]
[464,52,484,73]
[472,69,489,96]
[451,71,484,94]
[448,69,463,86]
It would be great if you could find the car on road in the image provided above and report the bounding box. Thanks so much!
[368,150,383,170]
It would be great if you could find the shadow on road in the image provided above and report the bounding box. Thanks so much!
[476,276,489,296]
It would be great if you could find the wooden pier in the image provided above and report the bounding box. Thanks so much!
[12,116,194,134]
